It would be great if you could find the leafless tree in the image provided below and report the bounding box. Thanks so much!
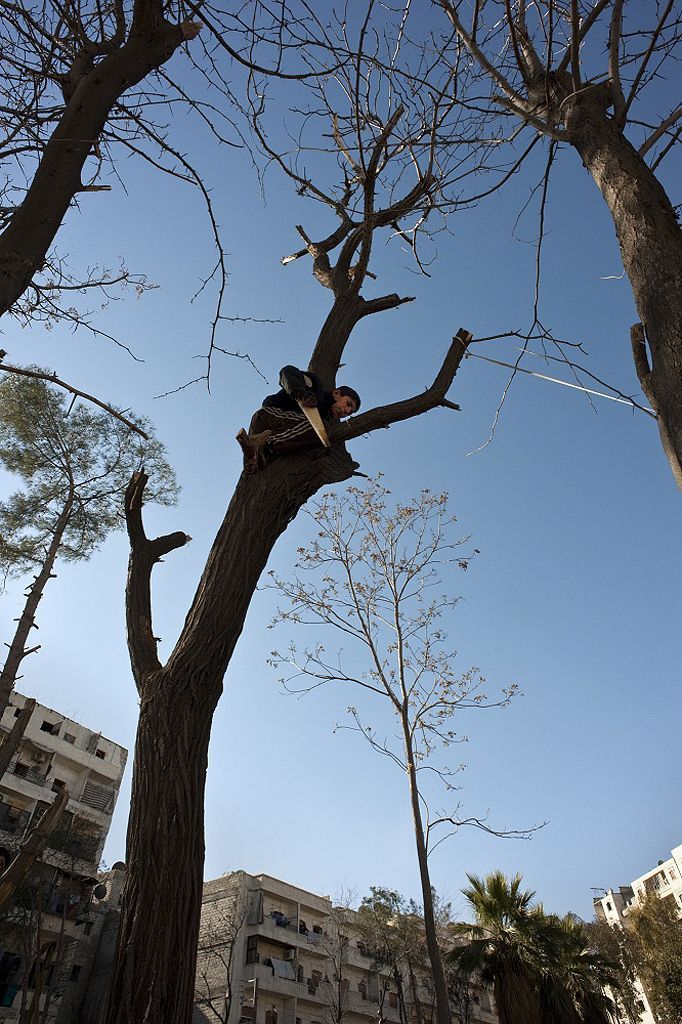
[433,0,682,487]
[113,9,476,1021]
[0,0,340,402]
[316,895,359,1024]
[268,481,537,1024]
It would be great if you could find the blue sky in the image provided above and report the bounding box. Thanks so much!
[0,8,679,924]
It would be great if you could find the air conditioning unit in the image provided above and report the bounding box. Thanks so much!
[32,751,47,764]
[285,949,296,962]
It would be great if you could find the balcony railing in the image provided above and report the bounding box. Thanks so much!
[46,828,101,862]
[4,759,48,788]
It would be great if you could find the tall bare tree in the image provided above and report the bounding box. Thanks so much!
[268,481,532,1024]
[109,10,475,1021]
[434,0,682,487]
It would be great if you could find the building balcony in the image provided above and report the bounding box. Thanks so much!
[45,826,101,863]
[343,945,375,969]
[253,916,327,955]
[343,990,403,1020]
[243,963,308,999]
[4,758,49,789]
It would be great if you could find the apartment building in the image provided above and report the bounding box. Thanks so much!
[593,842,682,1024]
[193,872,496,1024]
[54,862,127,1024]
[0,691,127,1021]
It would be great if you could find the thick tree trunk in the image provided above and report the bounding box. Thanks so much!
[0,489,74,775]
[0,22,185,316]
[105,447,355,1024]
[403,726,451,1024]
[565,96,682,488]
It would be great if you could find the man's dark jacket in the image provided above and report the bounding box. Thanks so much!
[263,366,334,419]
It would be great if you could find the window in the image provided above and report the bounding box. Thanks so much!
[83,922,93,936]
[389,993,398,1008]
[13,708,21,718]
[246,935,259,965]
[13,763,29,778]
[69,965,82,982]
[606,901,612,911]
[95,749,106,760]
[51,779,65,793]
[40,720,57,735]
[64,733,76,745]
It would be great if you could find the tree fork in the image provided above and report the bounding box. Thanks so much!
[109,324,471,1022]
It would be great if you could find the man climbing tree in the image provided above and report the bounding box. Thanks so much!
[236,365,361,471]
[105,10,474,1022]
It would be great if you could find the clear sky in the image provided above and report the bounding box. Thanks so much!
[1,5,679,925]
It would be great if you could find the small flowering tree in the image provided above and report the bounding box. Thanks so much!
[269,479,536,1024]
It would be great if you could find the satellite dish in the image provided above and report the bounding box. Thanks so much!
[93,883,108,900]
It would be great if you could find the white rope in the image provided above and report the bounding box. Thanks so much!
[466,351,655,416]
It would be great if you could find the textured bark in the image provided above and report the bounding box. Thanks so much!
[105,448,356,1024]
[564,93,682,488]
[0,21,186,317]
[309,295,367,384]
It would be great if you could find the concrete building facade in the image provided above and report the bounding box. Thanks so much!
[193,872,497,1024]
[0,691,126,1021]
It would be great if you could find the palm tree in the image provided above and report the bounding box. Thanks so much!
[449,872,546,1024]
[539,915,618,1024]
[450,874,620,1024]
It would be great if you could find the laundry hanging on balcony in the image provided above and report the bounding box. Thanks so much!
[270,958,297,981]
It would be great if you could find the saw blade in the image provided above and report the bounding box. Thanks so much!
[298,402,331,447]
